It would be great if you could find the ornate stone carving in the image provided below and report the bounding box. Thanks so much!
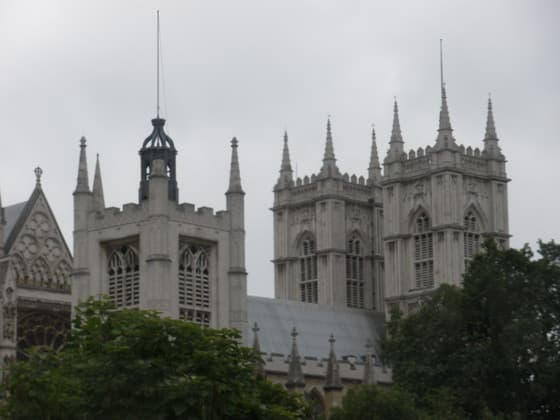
[28,212,51,237]
[16,235,38,260]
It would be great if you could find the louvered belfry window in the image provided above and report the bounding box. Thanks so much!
[414,213,434,289]
[346,238,364,308]
[464,212,481,264]
[107,245,140,307]
[178,244,211,327]
[300,237,318,303]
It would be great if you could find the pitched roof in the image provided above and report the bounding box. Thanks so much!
[247,296,385,362]
[3,201,27,246]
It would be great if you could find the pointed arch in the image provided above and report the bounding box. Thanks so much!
[408,204,432,232]
[410,207,434,289]
[52,260,72,292]
[463,202,487,232]
[28,256,51,288]
[294,231,318,304]
[463,205,484,263]
[107,244,139,308]
[305,387,326,420]
[346,230,365,309]
[10,253,27,286]
[178,243,211,327]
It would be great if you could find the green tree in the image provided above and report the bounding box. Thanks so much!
[383,240,560,419]
[0,298,308,420]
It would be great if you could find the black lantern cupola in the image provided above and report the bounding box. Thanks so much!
[138,117,178,203]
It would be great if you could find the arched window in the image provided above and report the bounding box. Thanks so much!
[300,236,318,303]
[414,213,434,289]
[107,245,140,308]
[29,257,50,288]
[346,237,364,308]
[11,254,27,286]
[178,245,211,327]
[53,261,72,292]
[464,212,481,263]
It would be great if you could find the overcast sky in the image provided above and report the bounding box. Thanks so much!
[1,0,558,298]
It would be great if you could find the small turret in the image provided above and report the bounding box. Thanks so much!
[74,137,90,195]
[252,322,265,379]
[275,131,294,190]
[139,118,178,203]
[368,125,382,183]
[324,334,342,391]
[92,154,105,212]
[319,118,341,178]
[483,95,503,159]
[362,339,375,385]
[286,327,305,390]
[385,99,405,162]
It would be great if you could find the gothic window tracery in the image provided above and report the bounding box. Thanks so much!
[346,237,364,308]
[11,254,27,286]
[464,212,481,263]
[107,245,140,307]
[178,244,211,327]
[16,308,70,361]
[53,260,72,292]
[299,235,318,303]
[414,212,434,289]
[29,257,50,288]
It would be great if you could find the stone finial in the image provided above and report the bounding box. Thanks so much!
[390,99,403,145]
[276,131,294,190]
[362,339,375,385]
[227,137,244,194]
[74,136,90,194]
[34,167,43,188]
[252,322,265,379]
[286,327,305,389]
[319,117,341,178]
[368,124,382,183]
[483,95,504,160]
[92,154,105,211]
[324,334,342,391]
[434,84,457,149]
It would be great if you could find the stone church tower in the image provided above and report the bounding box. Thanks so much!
[72,117,248,338]
[382,85,509,315]
[272,121,385,311]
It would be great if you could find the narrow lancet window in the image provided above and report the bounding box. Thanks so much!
[414,213,434,289]
[464,212,481,265]
[300,236,318,303]
[346,237,364,308]
[107,245,140,307]
[178,244,211,327]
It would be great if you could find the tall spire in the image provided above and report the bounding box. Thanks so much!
[156,10,161,118]
[319,117,340,178]
[483,95,502,157]
[368,125,382,183]
[324,334,342,390]
[74,137,90,194]
[92,154,106,211]
[385,98,405,163]
[276,131,294,190]
[227,137,244,194]
[252,322,265,379]
[286,327,305,389]
[435,40,456,148]
[362,339,375,385]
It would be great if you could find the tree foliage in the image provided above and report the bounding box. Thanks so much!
[0,298,308,420]
[383,240,560,419]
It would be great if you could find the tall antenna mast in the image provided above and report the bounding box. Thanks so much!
[156,10,160,118]
[439,38,444,94]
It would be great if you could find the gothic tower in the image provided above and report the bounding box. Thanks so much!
[72,118,248,339]
[382,86,509,315]
[272,121,384,311]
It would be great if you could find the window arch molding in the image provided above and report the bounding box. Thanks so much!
[296,231,318,304]
[10,253,28,285]
[178,242,212,327]
[346,231,365,309]
[293,230,316,255]
[463,204,487,232]
[106,244,140,308]
[28,256,52,288]
[408,205,432,232]
[411,209,434,289]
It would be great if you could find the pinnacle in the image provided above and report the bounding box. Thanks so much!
[368,125,381,182]
[227,137,244,194]
[484,96,498,140]
[92,154,105,210]
[390,99,403,144]
[74,136,90,194]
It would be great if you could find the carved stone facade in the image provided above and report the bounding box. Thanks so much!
[383,94,509,315]
[72,120,248,338]
[0,171,72,366]
[272,123,385,312]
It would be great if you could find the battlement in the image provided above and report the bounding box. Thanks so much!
[90,200,230,231]
[386,143,505,180]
